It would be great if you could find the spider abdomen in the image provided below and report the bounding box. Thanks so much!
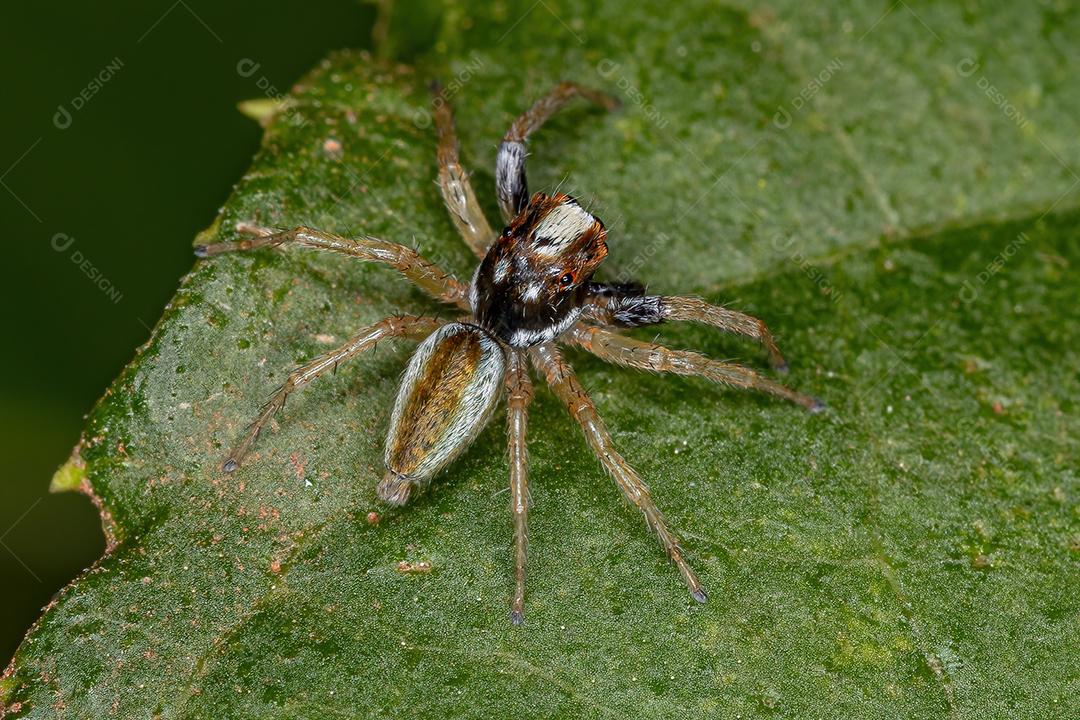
[377,322,505,505]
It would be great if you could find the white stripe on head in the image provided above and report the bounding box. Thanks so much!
[521,282,543,303]
[507,307,582,347]
[532,201,594,257]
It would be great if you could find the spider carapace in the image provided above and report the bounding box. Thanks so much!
[196,81,823,624]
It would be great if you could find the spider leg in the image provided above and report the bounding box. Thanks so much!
[430,82,496,259]
[529,343,707,603]
[568,324,824,412]
[497,82,620,222]
[221,315,446,473]
[505,350,534,624]
[195,224,470,310]
[583,287,789,372]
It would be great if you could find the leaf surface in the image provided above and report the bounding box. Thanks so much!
[4,2,1079,718]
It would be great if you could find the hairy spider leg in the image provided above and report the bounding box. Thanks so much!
[568,325,825,412]
[496,82,620,223]
[529,343,707,603]
[196,224,470,309]
[220,315,447,473]
[430,82,496,259]
[504,350,534,624]
[583,289,790,372]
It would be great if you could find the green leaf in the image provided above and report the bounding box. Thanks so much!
[5,2,1079,717]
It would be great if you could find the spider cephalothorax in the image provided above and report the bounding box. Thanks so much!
[472,192,608,347]
[196,81,822,624]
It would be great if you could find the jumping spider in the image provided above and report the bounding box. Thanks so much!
[196,81,823,624]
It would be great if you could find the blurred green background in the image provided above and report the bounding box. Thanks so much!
[0,1,375,663]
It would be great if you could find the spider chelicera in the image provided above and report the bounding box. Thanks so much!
[195,81,823,624]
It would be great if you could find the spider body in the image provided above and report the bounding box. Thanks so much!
[472,192,607,347]
[196,81,822,624]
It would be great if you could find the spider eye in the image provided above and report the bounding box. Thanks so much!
[559,272,575,287]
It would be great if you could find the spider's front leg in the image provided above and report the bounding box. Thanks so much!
[583,284,790,372]
[497,82,620,222]
[504,350,533,625]
[430,82,495,258]
[196,224,470,310]
[568,324,824,412]
[529,343,707,603]
[221,315,446,473]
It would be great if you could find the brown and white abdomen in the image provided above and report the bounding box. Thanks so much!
[378,322,505,505]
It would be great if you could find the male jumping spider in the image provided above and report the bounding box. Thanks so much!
[196,81,823,624]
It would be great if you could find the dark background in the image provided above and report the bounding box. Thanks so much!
[0,1,375,664]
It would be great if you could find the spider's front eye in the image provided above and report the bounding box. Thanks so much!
[559,272,575,287]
